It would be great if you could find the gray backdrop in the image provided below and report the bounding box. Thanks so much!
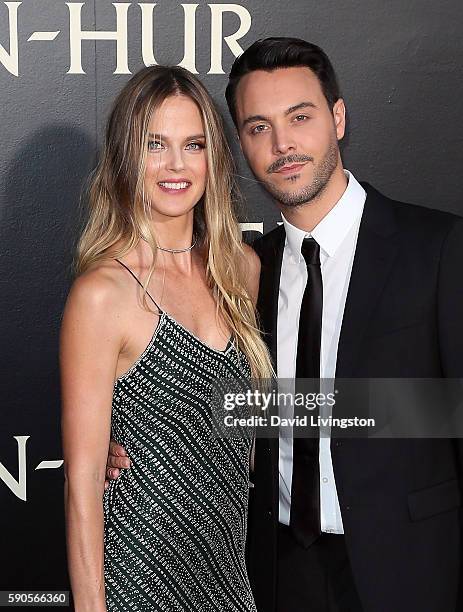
[1,0,462,602]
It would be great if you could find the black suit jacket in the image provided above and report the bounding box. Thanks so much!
[248,183,463,612]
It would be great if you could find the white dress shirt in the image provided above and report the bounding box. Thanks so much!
[277,170,366,533]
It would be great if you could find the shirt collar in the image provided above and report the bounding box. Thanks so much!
[282,170,366,263]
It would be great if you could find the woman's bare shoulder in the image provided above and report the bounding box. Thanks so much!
[71,260,125,305]
[63,259,130,334]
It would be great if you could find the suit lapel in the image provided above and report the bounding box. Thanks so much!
[336,185,399,377]
[254,225,285,514]
[255,225,285,368]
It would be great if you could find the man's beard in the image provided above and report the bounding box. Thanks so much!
[260,136,339,208]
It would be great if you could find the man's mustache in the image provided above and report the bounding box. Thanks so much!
[267,154,313,174]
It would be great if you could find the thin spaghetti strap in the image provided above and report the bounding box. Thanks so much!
[115,258,163,315]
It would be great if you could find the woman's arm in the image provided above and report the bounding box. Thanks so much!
[60,270,122,612]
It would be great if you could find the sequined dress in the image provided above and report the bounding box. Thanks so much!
[103,260,256,612]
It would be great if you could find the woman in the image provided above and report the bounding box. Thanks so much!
[60,65,272,612]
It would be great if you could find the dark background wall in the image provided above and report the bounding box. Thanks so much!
[1,0,462,605]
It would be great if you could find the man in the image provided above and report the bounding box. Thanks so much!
[106,38,463,611]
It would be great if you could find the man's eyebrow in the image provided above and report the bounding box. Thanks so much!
[241,102,317,129]
[241,115,270,129]
[285,101,317,115]
[147,132,206,140]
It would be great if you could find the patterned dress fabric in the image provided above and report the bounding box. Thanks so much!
[103,277,255,611]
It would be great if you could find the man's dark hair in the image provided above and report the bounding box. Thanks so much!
[225,37,341,127]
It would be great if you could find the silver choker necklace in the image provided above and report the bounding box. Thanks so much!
[156,236,197,254]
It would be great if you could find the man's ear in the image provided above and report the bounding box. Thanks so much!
[332,98,346,141]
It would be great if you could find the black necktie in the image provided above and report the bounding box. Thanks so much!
[290,237,322,548]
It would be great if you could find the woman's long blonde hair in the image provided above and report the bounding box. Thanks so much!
[74,65,273,380]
